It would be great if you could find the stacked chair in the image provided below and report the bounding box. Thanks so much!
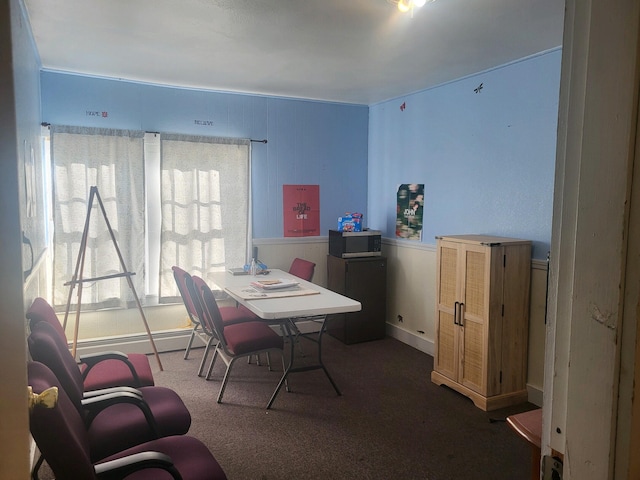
[188,275,286,404]
[28,360,227,480]
[27,297,155,391]
[25,297,228,479]
[172,266,261,376]
[28,320,192,461]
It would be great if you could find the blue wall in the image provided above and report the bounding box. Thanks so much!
[40,72,370,239]
[368,49,561,259]
[41,48,561,258]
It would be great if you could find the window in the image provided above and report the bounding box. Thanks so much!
[51,126,145,310]
[50,126,250,311]
[158,134,251,303]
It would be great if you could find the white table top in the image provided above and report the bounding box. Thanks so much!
[208,269,361,320]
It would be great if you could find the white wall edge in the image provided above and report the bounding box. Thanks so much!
[527,384,544,407]
[386,322,434,356]
[532,258,548,270]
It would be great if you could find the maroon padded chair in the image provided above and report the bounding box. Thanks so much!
[174,269,258,376]
[26,297,154,390]
[190,275,286,404]
[186,275,264,378]
[28,361,227,480]
[288,257,316,281]
[28,321,191,462]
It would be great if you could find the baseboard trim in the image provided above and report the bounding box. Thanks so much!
[386,323,434,356]
[526,384,543,407]
[73,329,197,357]
[385,322,543,407]
[74,324,544,407]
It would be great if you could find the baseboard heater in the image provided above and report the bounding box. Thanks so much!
[72,329,196,357]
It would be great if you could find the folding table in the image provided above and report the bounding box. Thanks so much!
[208,269,362,408]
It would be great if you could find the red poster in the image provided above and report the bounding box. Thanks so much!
[283,185,320,237]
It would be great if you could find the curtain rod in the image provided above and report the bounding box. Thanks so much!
[42,123,268,144]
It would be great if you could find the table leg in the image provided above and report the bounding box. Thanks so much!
[266,315,341,409]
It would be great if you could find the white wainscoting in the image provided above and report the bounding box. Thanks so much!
[42,235,545,406]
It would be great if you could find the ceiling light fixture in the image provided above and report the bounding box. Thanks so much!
[388,0,433,16]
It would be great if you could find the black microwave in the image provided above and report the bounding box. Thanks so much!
[329,229,382,258]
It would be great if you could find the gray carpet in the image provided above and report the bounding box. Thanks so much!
[35,334,535,479]
[151,334,535,480]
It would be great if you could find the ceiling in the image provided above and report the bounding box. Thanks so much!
[23,0,565,105]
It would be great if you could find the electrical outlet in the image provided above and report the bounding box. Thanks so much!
[542,455,563,480]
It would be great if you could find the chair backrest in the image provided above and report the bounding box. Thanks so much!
[28,320,87,412]
[26,297,68,343]
[191,275,227,347]
[172,266,201,326]
[289,257,316,282]
[28,361,97,480]
[187,275,218,339]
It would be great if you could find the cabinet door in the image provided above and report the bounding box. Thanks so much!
[434,242,461,381]
[459,244,490,395]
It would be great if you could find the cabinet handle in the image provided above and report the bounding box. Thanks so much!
[454,301,460,325]
[459,302,464,327]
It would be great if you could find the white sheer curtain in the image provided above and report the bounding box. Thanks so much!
[158,134,250,302]
[50,126,145,310]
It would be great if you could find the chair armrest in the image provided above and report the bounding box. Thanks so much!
[82,386,143,399]
[80,350,128,364]
[79,351,141,385]
[81,391,160,437]
[94,451,181,480]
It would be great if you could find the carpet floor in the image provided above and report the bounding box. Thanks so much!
[152,334,536,479]
[36,333,537,479]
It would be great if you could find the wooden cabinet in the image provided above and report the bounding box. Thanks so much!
[326,255,387,344]
[431,235,531,411]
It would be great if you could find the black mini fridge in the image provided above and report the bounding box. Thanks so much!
[326,255,387,344]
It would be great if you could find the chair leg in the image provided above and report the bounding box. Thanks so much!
[248,354,262,365]
[31,453,45,480]
[217,357,237,403]
[184,324,200,360]
[206,347,219,380]
[198,337,213,377]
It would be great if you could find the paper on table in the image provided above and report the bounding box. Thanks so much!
[250,278,299,290]
[226,285,320,300]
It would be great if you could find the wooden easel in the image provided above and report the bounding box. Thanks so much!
[62,186,163,371]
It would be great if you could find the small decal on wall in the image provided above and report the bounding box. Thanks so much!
[396,183,424,241]
[86,111,109,117]
[283,185,320,237]
[194,119,214,126]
